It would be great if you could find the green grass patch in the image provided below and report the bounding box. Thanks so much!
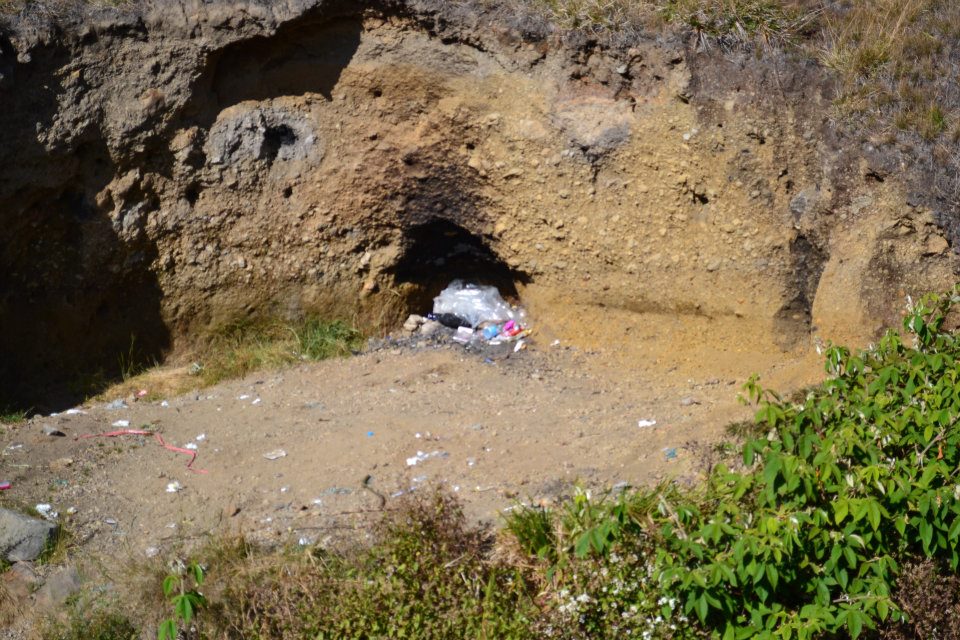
[195,316,364,386]
[0,408,29,425]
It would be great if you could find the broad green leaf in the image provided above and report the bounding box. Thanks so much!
[834,500,848,525]
[158,619,177,640]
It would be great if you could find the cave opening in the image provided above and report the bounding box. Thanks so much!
[392,220,528,316]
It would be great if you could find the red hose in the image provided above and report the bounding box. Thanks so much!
[78,429,208,474]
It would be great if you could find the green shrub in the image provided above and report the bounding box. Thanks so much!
[510,286,960,639]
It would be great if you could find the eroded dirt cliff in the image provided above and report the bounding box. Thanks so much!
[0,0,955,409]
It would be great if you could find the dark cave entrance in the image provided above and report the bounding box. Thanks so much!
[392,220,528,316]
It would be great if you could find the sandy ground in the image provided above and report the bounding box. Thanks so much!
[1,310,824,567]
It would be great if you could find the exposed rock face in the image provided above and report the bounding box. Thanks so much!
[0,0,955,408]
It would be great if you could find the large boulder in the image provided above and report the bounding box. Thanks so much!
[0,508,57,562]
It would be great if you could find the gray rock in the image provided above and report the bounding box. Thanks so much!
[34,566,82,610]
[419,319,443,336]
[206,106,321,167]
[403,314,424,332]
[0,508,58,562]
[789,187,821,218]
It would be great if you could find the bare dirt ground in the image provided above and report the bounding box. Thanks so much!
[0,307,824,569]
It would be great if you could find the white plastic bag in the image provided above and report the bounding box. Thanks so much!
[432,280,524,328]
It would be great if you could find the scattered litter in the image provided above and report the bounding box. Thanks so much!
[451,326,475,344]
[452,485,460,492]
[663,447,678,460]
[78,429,208,473]
[112,420,131,428]
[185,443,198,451]
[514,340,526,353]
[196,433,207,442]
[136,389,148,398]
[679,396,701,407]
[298,536,314,546]
[433,280,526,328]
[166,481,183,493]
[323,487,352,495]
[0,481,10,491]
[412,475,428,483]
[66,507,77,515]
[65,408,86,415]
[430,313,471,329]
[311,498,323,506]
[104,518,118,526]
[366,431,375,437]
[612,481,630,492]
[238,394,250,400]
[415,432,422,439]
[280,486,290,493]
[551,339,561,347]
[42,425,66,437]
[390,490,407,498]
[35,504,58,520]
[6,443,23,452]
[160,400,170,408]
[637,419,657,429]
[105,399,128,410]
[406,450,449,466]
[252,398,262,405]
[467,457,476,467]
[263,449,287,461]
[145,547,160,558]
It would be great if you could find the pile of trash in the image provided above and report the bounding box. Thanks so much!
[404,280,530,347]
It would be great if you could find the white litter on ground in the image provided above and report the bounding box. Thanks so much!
[406,450,449,466]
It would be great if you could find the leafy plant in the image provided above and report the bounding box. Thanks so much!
[508,286,960,638]
[158,560,205,640]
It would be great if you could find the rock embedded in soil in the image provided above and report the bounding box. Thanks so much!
[0,508,58,563]
[34,566,82,610]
